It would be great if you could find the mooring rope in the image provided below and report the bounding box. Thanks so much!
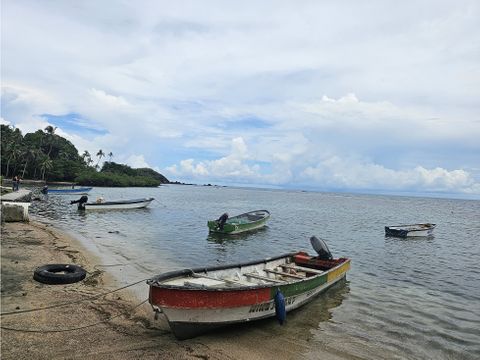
[0,277,149,317]
[0,299,149,333]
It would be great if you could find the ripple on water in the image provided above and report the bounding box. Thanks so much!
[29,186,480,359]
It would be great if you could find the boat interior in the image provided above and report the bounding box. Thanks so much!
[161,257,328,289]
[387,223,435,231]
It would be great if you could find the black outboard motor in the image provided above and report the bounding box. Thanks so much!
[41,185,48,194]
[310,236,333,260]
[71,196,89,210]
[217,213,229,230]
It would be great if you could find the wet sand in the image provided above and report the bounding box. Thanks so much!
[1,221,354,360]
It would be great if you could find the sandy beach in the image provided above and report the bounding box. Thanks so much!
[1,221,356,360]
[0,221,230,359]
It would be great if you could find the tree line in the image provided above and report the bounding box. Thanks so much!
[1,124,169,187]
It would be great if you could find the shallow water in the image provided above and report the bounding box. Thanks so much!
[30,185,480,359]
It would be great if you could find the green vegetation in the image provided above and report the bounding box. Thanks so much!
[1,124,169,187]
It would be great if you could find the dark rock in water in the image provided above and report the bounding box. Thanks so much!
[108,230,120,234]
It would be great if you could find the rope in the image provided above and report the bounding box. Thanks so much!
[0,277,149,317]
[0,299,148,333]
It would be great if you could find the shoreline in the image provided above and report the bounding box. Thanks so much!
[1,221,360,359]
[0,221,226,359]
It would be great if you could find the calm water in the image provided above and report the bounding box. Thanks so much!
[30,185,480,359]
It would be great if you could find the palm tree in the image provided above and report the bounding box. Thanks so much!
[108,152,113,162]
[32,148,42,179]
[39,156,53,180]
[96,149,105,168]
[21,148,36,178]
[4,128,23,177]
[82,150,92,167]
[44,125,57,157]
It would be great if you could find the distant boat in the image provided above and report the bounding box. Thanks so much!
[71,196,154,210]
[147,237,350,339]
[385,223,436,237]
[207,210,270,234]
[43,187,92,195]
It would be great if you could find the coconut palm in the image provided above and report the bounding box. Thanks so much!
[44,125,57,157]
[108,152,113,161]
[4,127,23,177]
[96,149,105,167]
[82,150,92,167]
[40,156,53,180]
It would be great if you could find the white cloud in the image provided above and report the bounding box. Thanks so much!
[2,1,480,197]
[300,156,479,194]
[1,117,11,125]
[125,154,151,168]
[90,88,130,107]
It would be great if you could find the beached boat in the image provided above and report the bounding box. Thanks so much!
[147,237,350,339]
[71,196,154,210]
[385,223,436,237]
[207,210,270,234]
[43,187,92,195]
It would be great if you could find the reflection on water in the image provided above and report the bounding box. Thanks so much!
[200,279,350,355]
[206,226,269,244]
[29,185,480,359]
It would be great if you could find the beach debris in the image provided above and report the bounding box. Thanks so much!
[33,264,87,285]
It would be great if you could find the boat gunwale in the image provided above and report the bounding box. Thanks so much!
[147,253,350,292]
[385,223,436,230]
[85,197,154,206]
[48,187,93,193]
[210,209,270,223]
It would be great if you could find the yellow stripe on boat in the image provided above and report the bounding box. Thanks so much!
[327,260,350,282]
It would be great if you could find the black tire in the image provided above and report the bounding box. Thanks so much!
[33,264,87,285]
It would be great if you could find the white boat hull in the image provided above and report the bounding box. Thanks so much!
[405,229,435,237]
[85,199,153,210]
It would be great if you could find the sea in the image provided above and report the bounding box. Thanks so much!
[30,184,480,359]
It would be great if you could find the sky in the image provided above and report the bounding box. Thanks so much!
[1,0,480,198]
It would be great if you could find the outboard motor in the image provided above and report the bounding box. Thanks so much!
[310,236,333,260]
[216,213,229,230]
[71,196,88,210]
[41,185,48,194]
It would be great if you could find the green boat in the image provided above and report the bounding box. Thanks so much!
[208,210,270,234]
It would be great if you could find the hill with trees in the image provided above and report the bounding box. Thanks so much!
[1,124,169,187]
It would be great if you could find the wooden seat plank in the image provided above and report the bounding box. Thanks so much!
[280,264,324,274]
[264,268,304,279]
[244,272,286,283]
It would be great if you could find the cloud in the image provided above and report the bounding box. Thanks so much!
[300,156,479,194]
[165,136,480,195]
[2,1,480,197]
[166,137,260,181]
[90,88,130,107]
[125,154,151,168]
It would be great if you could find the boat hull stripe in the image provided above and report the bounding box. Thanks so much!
[149,288,271,308]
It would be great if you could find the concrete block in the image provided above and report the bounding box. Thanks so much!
[1,202,30,222]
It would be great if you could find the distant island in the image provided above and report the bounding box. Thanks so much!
[1,124,169,187]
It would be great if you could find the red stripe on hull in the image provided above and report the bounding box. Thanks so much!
[150,287,271,309]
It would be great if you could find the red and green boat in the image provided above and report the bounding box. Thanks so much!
[147,242,350,339]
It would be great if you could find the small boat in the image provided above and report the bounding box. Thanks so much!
[385,223,436,237]
[42,186,92,195]
[207,210,270,234]
[147,236,350,339]
[71,196,154,210]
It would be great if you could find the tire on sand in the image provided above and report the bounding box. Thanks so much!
[33,264,87,285]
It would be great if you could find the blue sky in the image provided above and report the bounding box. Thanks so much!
[1,0,479,198]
